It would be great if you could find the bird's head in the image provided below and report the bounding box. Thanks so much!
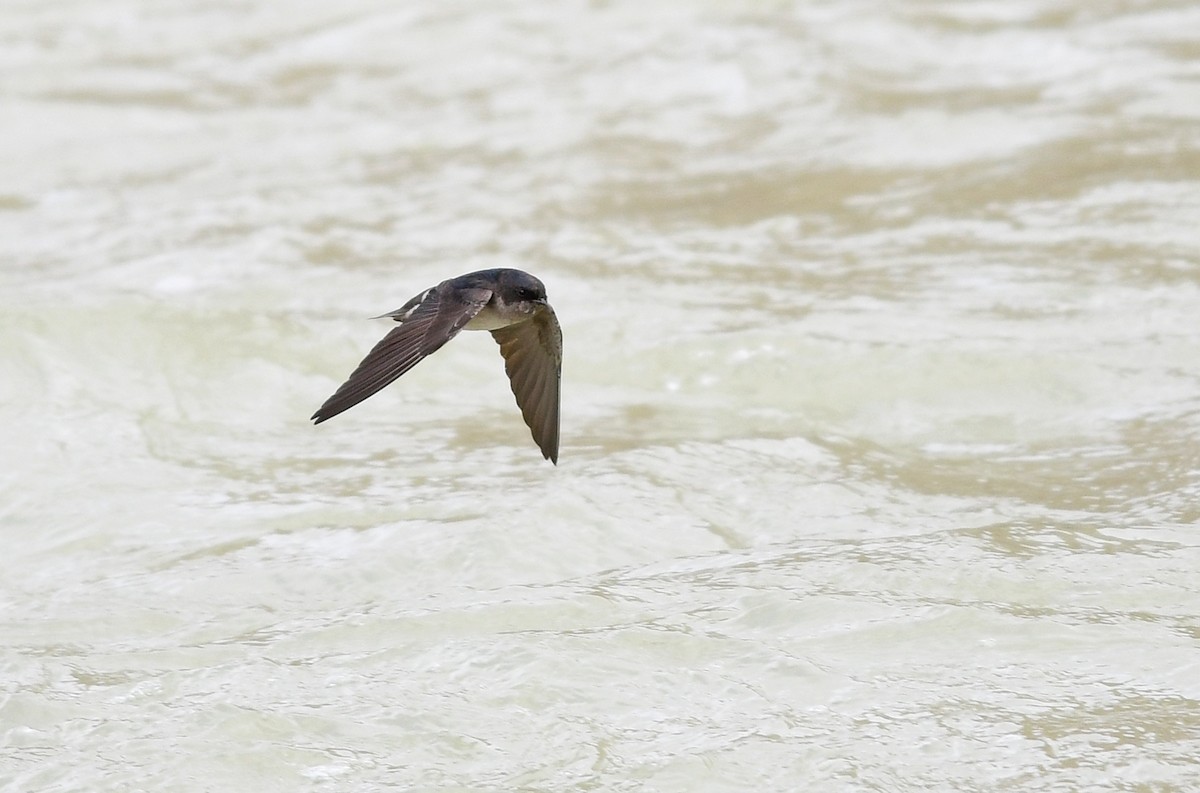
[496,269,550,316]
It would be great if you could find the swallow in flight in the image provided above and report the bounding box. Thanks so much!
[312,268,562,463]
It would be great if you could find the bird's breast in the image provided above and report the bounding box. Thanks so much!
[464,304,525,331]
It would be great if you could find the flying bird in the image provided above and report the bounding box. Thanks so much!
[312,268,562,463]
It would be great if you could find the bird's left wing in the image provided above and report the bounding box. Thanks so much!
[312,284,492,423]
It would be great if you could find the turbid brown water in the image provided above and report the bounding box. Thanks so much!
[2,1,1199,791]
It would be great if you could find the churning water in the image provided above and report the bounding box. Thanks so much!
[3,1,1199,790]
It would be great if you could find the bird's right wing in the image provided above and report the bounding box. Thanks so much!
[491,307,562,463]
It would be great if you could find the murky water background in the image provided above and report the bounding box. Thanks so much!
[3,1,1200,790]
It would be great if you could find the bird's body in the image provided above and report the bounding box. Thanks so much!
[312,268,562,463]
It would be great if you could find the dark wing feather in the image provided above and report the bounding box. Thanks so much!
[312,285,491,423]
[490,306,562,463]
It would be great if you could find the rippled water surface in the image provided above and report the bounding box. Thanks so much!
[3,1,1200,790]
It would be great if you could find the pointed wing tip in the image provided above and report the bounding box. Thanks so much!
[538,430,559,464]
[311,403,343,424]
